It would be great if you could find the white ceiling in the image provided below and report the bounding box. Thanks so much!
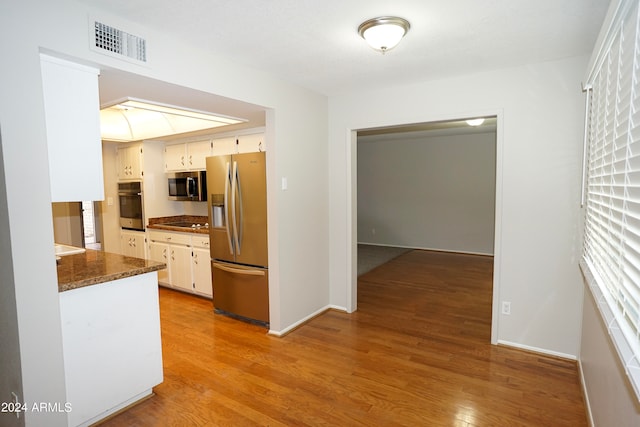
[79,0,610,133]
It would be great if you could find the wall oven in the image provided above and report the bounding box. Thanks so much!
[167,171,207,201]
[118,181,145,231]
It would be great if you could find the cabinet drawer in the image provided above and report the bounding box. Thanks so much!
[192,236,210,249]
[148,230,192,246]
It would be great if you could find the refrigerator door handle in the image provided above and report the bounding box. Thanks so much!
[236,161,244,253]
[212,262,266,276]
[224,161,234,255]
[231,161,241,255]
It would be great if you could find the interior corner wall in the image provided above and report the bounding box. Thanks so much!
[357,131,496,255]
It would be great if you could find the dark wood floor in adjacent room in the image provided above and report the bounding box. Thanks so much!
[99,250,587,426]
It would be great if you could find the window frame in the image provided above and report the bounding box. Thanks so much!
[582,0,640,402]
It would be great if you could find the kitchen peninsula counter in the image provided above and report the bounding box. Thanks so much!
[57,249,165,426]
[57,249,165,292]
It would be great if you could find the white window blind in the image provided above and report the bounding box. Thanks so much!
[582,0,640,400]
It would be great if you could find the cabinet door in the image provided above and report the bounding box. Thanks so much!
[120,230,146,258]
[192,247,212,297]
[169,245,192,291]
[119,233,130,257]
[132,233,147,259]
[148,241,170,284]
[117,146,131,179]
[117,145,143,180]
[211,137,237,156]
[237,133,265,154]
[129,145,143,179]
[187,140,212,170]
[41,54,103,202]
[164,144,187,172]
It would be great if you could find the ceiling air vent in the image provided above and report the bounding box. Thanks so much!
[93,21,147,63]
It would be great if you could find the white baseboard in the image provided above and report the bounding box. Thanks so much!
[268,305,336,337]
[578,359,595,427]
[356,242,493,256]
[497,339,577,360]
[80,389,153,427]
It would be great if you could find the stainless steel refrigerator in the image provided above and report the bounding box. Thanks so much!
[206,152,269,326]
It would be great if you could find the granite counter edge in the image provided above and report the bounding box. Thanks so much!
[57,250,166,293]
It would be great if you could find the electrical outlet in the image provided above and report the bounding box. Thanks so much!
[371,228,376,235]
[502,301,511,315]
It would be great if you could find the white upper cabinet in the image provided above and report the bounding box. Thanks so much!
[211,137,237,156]
[164,143,187,171]
[116,143,143,181]
[237,133,266,153]
[164,139,212,172]
[186,140,212,169]
[40,54,103,202]
[211,132,265,156]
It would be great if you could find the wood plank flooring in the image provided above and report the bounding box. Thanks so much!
[99,250,587,426]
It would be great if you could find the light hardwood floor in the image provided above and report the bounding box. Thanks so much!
[99,250,587,426]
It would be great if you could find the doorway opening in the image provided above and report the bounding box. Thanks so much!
[352,115,501,343]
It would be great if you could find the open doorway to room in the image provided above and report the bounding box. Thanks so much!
[353,116,499,342]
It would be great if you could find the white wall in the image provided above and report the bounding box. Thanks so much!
[0,3,70,424]
[0,1,328,425]
[329,55,587,358]
[139,142,183,222]
[100,143,120,254]
[357,130,496,254]
[0,130,24,427]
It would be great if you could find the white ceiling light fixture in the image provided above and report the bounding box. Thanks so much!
[358,16,410,54]
[100,97,247,142]
[466,118,486,126]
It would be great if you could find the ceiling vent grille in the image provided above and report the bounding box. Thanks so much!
[93,21,147,63]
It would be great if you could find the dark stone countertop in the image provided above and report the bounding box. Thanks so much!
[147,215,210,235]
[57,249,165,293]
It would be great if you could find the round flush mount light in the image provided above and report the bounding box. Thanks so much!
[358,16,410,54]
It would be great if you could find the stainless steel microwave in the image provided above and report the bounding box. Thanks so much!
[167,171,207,201]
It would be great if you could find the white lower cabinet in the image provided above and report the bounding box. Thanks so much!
[148,241,170,284]
[192,236,213,297]
[170,245,193,292]
[120,230,147,259]
[148,230,212,298]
